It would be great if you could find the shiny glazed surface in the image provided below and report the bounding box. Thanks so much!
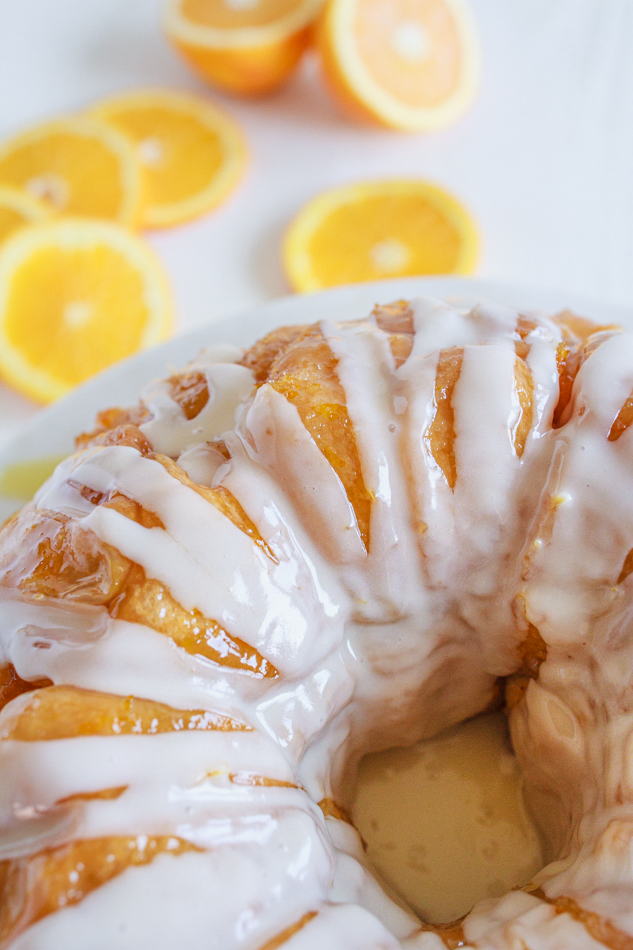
[0,297,632,948]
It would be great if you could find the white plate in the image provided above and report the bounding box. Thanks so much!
[1,275,631,523]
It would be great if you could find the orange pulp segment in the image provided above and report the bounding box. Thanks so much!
[283,178,478,291]
[0,116,143,225]
[0,217,172,403]
[317,0,479,131]
[92,89,248,228]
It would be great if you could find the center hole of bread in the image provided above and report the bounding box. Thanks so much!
[351,711,544,925]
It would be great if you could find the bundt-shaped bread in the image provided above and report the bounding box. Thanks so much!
[0,296,632,949]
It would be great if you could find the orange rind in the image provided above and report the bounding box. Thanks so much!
[163,0,324,95]
[0,184,49,248]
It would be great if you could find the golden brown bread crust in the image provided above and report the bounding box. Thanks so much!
[0,506,131,605]
[0,687,249,741]
[239,324,308,383]
[0,666,50,716]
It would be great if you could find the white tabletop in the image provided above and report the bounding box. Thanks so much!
[1,0,633,442]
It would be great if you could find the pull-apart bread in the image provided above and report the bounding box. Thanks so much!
[0,297,632,950]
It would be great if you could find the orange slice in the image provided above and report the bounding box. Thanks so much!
[0,185,49,249]
[0,116,143,225]
[0,218,172,403]
[91,89,248,228]
[163,0,324,95]
[283,179,478,291]
[317,0,479,131]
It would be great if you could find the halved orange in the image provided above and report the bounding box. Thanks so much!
[0,218,172,403]
[317,0,479,131]
[0,116,143,225]
[283,179,478,291]
[0,184,49,248]
[163,0,324,96]
[92,89,248,228]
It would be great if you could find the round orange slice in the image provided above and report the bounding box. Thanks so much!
[0,184,49,249]
[91,89,248,229]
[163,0,324,96]
[317,0,479,131]
[0,218,172,403]
[0,116,143,225]
[283,179,478,292]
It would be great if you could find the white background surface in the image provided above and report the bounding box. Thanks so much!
[1,0,633,441]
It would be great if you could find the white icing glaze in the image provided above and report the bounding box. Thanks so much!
[139,345,255,457]
[13,813,333,950]
[1,296,632,949]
